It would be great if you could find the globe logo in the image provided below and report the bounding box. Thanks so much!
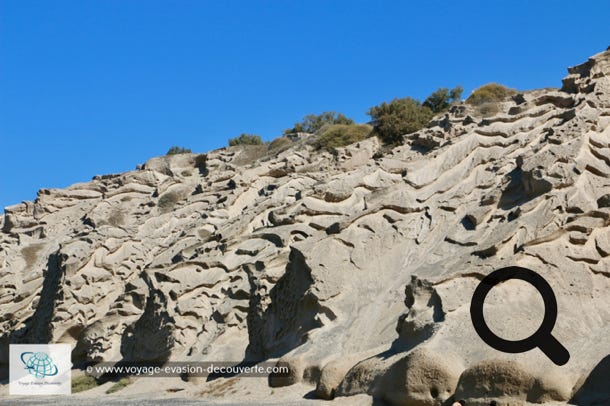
[20,352,59,378]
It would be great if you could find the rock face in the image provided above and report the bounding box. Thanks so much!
[1,48,610,404]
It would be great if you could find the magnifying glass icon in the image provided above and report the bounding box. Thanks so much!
[470,266,570,366]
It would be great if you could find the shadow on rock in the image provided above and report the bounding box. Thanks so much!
[571,354,610,405]
[0,252,64,379]
[498,164,552,210]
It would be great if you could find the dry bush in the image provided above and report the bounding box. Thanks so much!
[467,83,516,105]
[475,101,501,117]
[107,209,125,227]
[158,191,183,213]
[21,244,44,267]
[232,145,269,166]
[316,124,373,150]
[268,136,293,152]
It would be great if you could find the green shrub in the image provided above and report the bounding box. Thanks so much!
[316,124,372,150]
[268,136,293,151]
[72,375,99,393]
[449,86,464,102]
[106,377,132,394]
[466,83,516,105]
[423,86,463,113]
[367,97,433,145]
[228,133,263,146]
[283,112,354,135]
[166,146,192,155]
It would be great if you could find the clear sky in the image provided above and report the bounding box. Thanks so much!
[1,1,609,210]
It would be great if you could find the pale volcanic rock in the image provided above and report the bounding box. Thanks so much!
[1,48,610,404]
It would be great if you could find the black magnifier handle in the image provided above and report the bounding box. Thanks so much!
[538,334,570,366]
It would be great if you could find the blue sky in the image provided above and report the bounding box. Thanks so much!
[1,1,609,209]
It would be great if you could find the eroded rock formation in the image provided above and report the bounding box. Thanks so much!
[2,48,610,405]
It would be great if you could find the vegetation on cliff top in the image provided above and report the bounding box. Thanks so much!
[283,112,354,135]
[228,133,264,146]
[466,83,516,105]
[316,124,373,150]
[166,146,192,155]
[169,83,518,153]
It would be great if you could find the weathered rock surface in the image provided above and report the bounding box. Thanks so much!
[2,48,610,404]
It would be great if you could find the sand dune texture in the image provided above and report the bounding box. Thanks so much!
[1,48,610,405]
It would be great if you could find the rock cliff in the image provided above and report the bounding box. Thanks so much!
[1,48,610,405]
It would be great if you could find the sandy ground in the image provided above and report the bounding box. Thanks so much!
[0,376,376,406]
[0,398,374,406]
[0,375,578,406]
